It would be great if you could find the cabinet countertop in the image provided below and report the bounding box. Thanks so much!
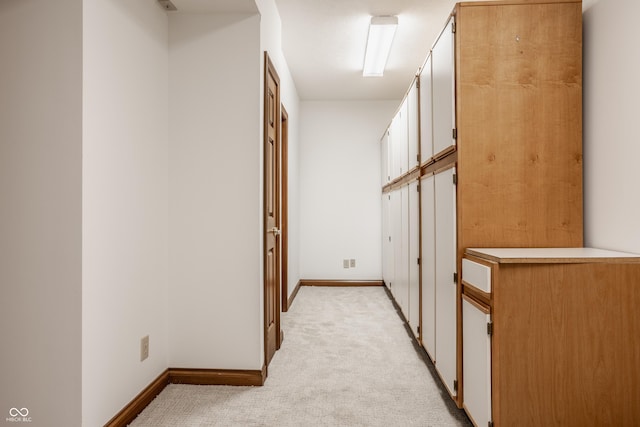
[465,247,640,264]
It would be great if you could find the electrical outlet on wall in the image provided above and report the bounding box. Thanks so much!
[350,259,356,268]
[343,259,350,269]
[141,335,149,362]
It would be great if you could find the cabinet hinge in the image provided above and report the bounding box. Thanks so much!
[417,325,420,334]
[388,236,392,242]
[388,194,391,200]
[416,153,420,163]
[416,79,420,89]
[453,379,458,392]
[452,22,456,33]
[452,128,458,139]
[417,257,421,265]
[452,173,457,185]
[453,272,458,283]
[416,183,420,192]
[487,322,493,336]
[488,422,494,427]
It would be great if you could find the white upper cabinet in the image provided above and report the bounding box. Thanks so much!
[419,55,433,164]
[431,16,455,157]
[407,79,419,170]
[390,99,408,179]
[380,130,391,186]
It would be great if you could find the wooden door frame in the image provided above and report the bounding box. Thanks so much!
[280,105,289,312]
[263,52,281,369]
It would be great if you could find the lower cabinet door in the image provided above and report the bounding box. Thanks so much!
[462,295,492,427]
[434,167,457,396]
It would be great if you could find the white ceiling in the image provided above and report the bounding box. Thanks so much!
[172,0,460,101]
[171,0,258,13]
[275,0,458,100]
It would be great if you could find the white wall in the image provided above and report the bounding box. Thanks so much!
[82,0,170,425]
[257,0,301,299]
[583,0,640,254]
[300,101,398,280]
[0,1,82,426]
[168,12,263,369]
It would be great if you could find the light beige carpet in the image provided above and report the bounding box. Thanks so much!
[130,286,472,426]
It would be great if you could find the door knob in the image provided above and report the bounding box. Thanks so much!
[270,227,281,236]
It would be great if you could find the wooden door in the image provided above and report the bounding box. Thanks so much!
[264,53,281,367]
[281,106,289,312]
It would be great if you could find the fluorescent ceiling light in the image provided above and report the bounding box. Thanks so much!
[363,16,398,77]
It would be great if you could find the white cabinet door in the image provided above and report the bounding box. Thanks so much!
[407,80,419,170]
[391,100,408,179]
[435,166,457,397]
[397,186,410,317]
[419,55,433,164]
[432,16,455,157]
[391,190,402,298]
[463,296,492,427]
[381,193,393,288]
[408,181,420,338]
[380,130,390,186]
[420,174,436,359]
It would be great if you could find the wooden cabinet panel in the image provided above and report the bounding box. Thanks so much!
[381,0,584,412]
[456,1,583,250]
[465,249,640,427]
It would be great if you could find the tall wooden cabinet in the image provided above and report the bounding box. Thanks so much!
[463,248,640,427]
[381,0,584,413]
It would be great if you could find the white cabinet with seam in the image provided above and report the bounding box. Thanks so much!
[408,180,420,338]
[420,174,436,360]
[419,54,433,164]
[431,16,455,158]
[462,294,492,427]
[434,166,457,396]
